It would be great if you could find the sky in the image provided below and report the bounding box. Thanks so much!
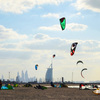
[0,0,100,82]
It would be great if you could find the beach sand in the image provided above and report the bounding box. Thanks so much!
[0,85,100,100]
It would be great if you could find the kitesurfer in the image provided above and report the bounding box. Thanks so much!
[0,80,2,90]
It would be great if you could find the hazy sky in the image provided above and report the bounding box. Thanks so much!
[0,0,100,82]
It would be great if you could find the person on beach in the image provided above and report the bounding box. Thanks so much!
[51,81,56,87]
[0,80,2,90]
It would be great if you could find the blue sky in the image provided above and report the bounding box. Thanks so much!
[0,0,100,82]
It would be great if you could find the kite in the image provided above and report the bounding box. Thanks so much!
[35,64,38,70]
[70,42,78,56]
[53,54,56,58]
[59,17,66,30]
[76,60,83,65]
[81,68,87,78]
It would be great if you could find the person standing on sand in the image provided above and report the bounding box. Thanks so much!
[0,80,2,90]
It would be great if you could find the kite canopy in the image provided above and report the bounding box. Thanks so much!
[81,68,87,78]
[1,84,14,90]
[76,60,83,64]
[53,54,56,58]
[59,17,66,30]
[13,84,18,87]
[23,83,32,87]
[79,84,98,90]
[35,64,38,70]
[70,42,78,56]
[1,86,8,90]
[93,88,100,95]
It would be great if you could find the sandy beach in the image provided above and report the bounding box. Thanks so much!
[0,84,100,100]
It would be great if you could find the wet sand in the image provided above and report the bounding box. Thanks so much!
[0,85,100,100]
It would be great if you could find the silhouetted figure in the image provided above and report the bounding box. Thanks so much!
[51,82,55,87]
[0,80,2,90]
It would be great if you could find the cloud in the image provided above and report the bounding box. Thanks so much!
[19,34,100,52]
[39,23,88,31]
[0,25,27,41]
[67,23,88,31]
[78,40,100,52]
[0,43,17,49]
[73,0,100,13]
[1,33,99,53]
[33,33,50,40]
[69,12,81,18]
[0,30,98,56]
[68,12,85,19]
[42,13,60,18]
[0,50,32,60]
[21,34,68,50]
[39,25,60,31]
[0,33,100,81]
[0,0,72,14]
[76,12,81,15]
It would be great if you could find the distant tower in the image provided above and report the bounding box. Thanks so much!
[1,75,4,81]
[21,71,24,82]
[25,70,28,83]
[16,72,20,83]
[39,78,42,83]
[45,64,53,83]
[16,76,20,83]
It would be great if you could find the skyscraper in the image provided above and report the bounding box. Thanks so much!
[21,70,24,82]
[25,70,28,83]
[39,78,42,83]
[1,75,4,81]
[45,64,53,83]
[16,72,20,83]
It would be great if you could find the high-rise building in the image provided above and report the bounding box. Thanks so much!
[16,72,20,83]
[25,70,28,82]
[16,76,20,83]
[15,70,37,83]
[39,78,42,83]
[45,64,53,83]
[1,75,4,81]
[21,70,24,82]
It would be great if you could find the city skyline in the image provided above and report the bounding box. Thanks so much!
[1,69,100,83]
[1,70,37,82]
